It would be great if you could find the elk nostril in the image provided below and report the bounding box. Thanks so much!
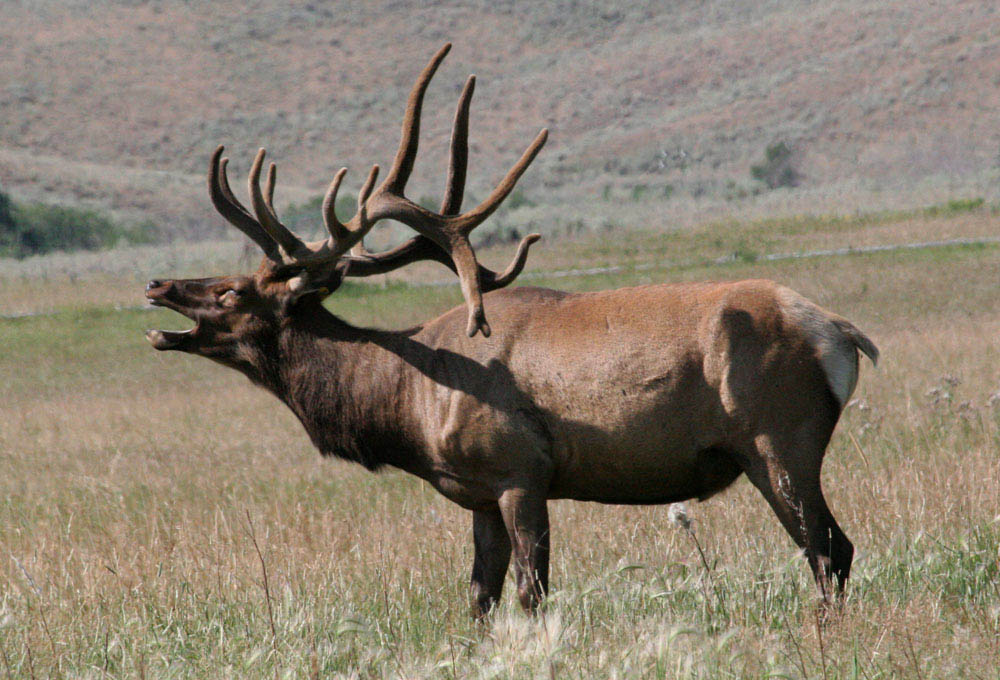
[147,280,163,291]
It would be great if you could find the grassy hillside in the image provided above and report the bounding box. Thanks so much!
[2,1,999,242]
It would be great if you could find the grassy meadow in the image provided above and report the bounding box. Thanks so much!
[2,207,1000,678]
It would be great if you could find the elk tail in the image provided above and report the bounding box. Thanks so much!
[829,315,879,367]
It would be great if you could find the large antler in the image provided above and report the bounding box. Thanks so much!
[342,44,546,336]
[207,43,547,337]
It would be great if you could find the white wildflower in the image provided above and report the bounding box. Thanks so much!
[667,502,692,531]
[846,398,870,412]
[925,386,951,404]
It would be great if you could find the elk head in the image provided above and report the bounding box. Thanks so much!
[146,43,546,360]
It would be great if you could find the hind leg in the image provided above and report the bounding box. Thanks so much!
[741,432,854,600]
[470,505,512,618]
[498,487,550,613]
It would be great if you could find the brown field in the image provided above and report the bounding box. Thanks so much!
[2,206,999,677]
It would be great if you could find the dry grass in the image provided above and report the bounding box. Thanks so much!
[2,206,999,677]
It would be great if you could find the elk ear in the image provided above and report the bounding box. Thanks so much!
[284,260,351,307]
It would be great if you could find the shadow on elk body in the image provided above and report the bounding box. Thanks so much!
[145,44,879,618]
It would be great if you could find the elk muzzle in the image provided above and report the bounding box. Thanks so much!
[145,279,202,350]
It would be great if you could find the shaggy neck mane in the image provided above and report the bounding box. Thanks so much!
[249,300,423,473]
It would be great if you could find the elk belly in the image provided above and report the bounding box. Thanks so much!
[545,390,738,505]
[548,435,742,505]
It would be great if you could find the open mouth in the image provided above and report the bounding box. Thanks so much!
[145,282,198,350]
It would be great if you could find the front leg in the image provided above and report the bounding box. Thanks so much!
[471,505,512,618]
[498,488,550,613]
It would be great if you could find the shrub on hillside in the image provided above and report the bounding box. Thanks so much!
[0,189,14,234]
[922,197,984,217]
[0,186,158,258]
[750,141,800,189]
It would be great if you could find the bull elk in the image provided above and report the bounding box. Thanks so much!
[145,44,878,616]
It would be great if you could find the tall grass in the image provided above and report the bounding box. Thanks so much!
[2,212,999,677]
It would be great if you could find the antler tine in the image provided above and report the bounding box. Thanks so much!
[441,75,475,215]
[481,233,541,289]
[348,165,380,257]
[264,162,278,215]
[218,157,251,219]
[208,145,279,259]
[322,168,350,242]
[248,149,305,257]
[447,240,488,336]
[357,164,380,216]
[381,43,452,194]
[453,128,548,234]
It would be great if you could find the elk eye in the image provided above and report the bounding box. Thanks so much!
[219,289,240,307]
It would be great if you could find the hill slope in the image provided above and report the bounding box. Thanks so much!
[2,0,998,240]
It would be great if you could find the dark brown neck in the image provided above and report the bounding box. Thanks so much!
[249,302,427,473]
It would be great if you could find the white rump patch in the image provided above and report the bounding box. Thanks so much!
[777,288,859,409]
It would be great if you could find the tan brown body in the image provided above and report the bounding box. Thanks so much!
[145,46,877,616]
[294,278,874,513]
